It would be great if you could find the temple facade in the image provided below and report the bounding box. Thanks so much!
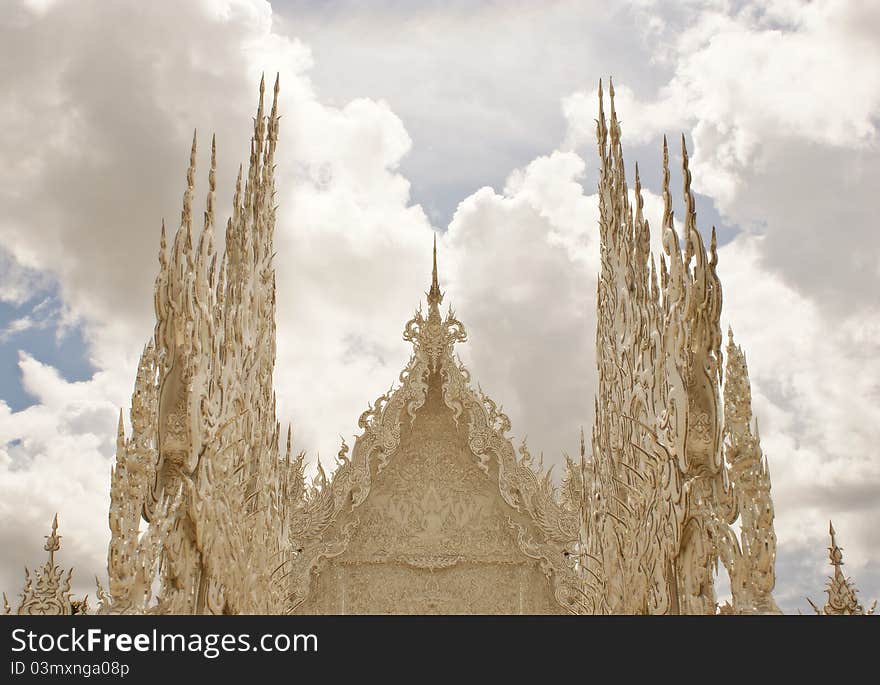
[289,240,572,614]
[4,77,875,616]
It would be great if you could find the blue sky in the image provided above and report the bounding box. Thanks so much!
[0,288,93,412]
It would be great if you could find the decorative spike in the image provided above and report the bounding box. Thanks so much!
[158,219,167,270]
[205,133,216,230]
[272,73,280,116]
[608,76,616,121]
[183,129,197,249]
[681,133,697,268]
[426,233,443,316]
[710,226,718,268]
[661,136,674,252]
[596,79,608,166]
[116,409,125,451]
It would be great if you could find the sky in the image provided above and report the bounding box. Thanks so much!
[1,0,878,614]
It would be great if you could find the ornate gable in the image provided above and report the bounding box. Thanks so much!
[286,239,581,614]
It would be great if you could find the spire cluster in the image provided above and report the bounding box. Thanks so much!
[7,74,871,617]
[97,74,306,615]
[575,77,778,614]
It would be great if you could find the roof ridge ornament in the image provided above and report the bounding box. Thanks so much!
[6,514,88,615]
[426,232,444,319]
[404,234,466,371]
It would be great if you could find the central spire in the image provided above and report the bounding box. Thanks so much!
[427,233,443,317]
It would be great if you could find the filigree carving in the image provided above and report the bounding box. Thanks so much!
[573,78,780,614]
[12,515,86,615]
[287,238,574,614]
[807,523,876,615]
[93,75,304,615]
[10,74,872,616]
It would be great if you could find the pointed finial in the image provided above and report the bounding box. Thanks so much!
[182,129,197,248]
[116,408,125,451]
[427,232,443,313]
[661,135,671,217]
[579,426,586,462]
[159,219,167,269]
[187,129,197,189]
[270,73,280,122]
[44,513,61,564]
[209,133,216,190]
[828,521,844,567]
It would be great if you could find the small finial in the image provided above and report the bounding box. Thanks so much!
[426,233,443,313]
[116,409,125,451]
[579,426,586,462]
[828,521,844,567]
[210,133,217,188]
[159,219,167,268]
[44,513,61,564]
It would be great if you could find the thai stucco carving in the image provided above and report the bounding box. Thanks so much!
[6,77,874,615]
[288,239,577,614]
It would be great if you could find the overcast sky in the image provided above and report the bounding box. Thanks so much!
[1,0,878,614]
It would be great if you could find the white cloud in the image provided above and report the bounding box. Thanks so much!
[0,0,436,599]
[563,0,880,312]
[563,83,684,149]
[0,317,35,342]
[0,0,877,613]
[0,352,129,599]
[444,151,599,461]
[719,236,880,610]
[557,2,880,608]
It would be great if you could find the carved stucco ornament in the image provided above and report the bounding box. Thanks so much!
[5,515,87,616]
[285,237,581,614]
[807,522,876,615]
[7,76,875,615]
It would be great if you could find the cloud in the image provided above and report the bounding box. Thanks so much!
[0,0,877,613]
[271,0,675,225]
[444,151,598,461]
[564,0,880,313]
[558,0,880,607]
[719,235,880,611]
[0,352,127,599]
[0,0,436,600]
[0,249,53,307]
